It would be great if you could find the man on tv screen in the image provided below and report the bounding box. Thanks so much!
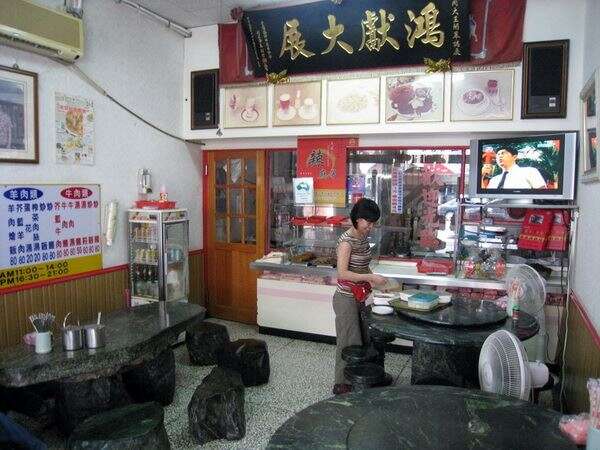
[483,147,547,189]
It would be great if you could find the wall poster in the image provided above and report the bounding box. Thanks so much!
[55,93,95,165]
[0,184,102,290]
[297,137,357,206]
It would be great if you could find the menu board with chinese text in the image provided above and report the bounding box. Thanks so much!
[0,184,102,290]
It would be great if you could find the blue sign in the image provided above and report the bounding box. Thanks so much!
[3,188,44,202]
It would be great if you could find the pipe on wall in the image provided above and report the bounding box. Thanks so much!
[114,0,192,38]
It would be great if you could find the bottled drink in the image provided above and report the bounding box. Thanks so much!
[134,266,144,296]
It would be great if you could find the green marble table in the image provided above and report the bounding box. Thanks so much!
[267,386,575,449]
[0,302,205,387]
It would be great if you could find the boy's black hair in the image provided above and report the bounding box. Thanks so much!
[499,146,519,157]
[350,198,380,228]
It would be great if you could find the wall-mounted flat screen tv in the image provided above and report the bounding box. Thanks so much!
[468,132,577,200]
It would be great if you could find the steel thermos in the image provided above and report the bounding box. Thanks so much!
[84,324,106,348]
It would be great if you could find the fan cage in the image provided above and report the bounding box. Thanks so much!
[479,330,531,400]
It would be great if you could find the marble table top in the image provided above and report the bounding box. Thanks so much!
[267,386,575,450]
[396,297,508,327]
[366,306,538,347]
[0,302,205,387]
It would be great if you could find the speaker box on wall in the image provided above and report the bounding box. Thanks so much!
[191,69,219,129]
[522,40,569,119]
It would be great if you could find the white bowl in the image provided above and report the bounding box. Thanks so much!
[372,305,394,315]
[373,298,390,306]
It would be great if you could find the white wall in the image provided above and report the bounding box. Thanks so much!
[187,0,584,146]
[573,0,600,331]
[0,0,203,267]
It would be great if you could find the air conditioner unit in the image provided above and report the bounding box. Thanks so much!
[0,0,84,63]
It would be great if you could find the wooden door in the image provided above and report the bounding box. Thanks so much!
[205,150,265,323]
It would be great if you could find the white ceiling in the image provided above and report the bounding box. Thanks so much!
[134,0,318,29]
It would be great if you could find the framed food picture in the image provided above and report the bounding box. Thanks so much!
[450,70,514,121]
[223,85,268,128]
[0,65,38,163]
[326,78,380,125]
[385,73,444,123]
[580,68,600,182]
[272,81,321,126]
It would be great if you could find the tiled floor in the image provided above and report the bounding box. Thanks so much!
[22,318,411,449]
[165,318,412,449]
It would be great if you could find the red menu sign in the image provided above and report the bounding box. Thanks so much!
[297,137,356,206]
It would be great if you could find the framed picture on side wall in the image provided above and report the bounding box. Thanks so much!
[580,68,600,183]
[0,65,38,163]
[223,85,268,128]
[385,73,444,123]
[450,69,514,121]
[272,81,321,126]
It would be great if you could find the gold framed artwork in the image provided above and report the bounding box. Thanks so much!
[326,78,380,125]
[272,81,321,126]
[223,85,268,128]
[580,68,600,183]
[450,69,514,121]
[385,73,444,123]
[0,65,38,163]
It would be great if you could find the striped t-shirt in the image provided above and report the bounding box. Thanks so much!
[336,230,372,297]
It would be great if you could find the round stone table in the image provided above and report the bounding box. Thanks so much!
[267,386,575,450]
[396,298,507,327]
[365,303,539,387]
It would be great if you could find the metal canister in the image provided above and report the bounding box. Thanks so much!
[84,324,106,349]
[62,325,84,351]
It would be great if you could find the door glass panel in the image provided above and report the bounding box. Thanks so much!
[245,219,256,244]
[230,189,243,215]
[244,188,256,215]
[216,188,227,213]
[230,218,242,243]
[216,218,227,242]
[216,160,227,185]
[245,158,256,185]
[230,158,242,184]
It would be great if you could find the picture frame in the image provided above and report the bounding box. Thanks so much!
[223,85,268,128]
[450,69,514,121]
[580,68,600,183]
[385,73,444,123]
[521,40,569,119]
[272,81,321,127]
[0,65,38,163]
[326,78,380,125]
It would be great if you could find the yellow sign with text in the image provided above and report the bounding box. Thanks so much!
[0,254,102,290]
[315,189,346,207]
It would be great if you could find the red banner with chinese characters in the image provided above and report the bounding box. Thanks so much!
[297,137,356,206]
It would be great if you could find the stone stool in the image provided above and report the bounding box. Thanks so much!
[188,367,245,445]
[369,330,395,387]
[123,348,175,406]
[55,375,132,435]
[186,322,230,366]
[67,402,170,450]
[217,339,270,387]
[341,345,378,366]
[344,363,385,392]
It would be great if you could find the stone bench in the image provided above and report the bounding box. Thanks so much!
[55,376,132,435]
[67,402,170,449]
[368,330,396,387]
[344,363,385,392]
[122,348,175,406]
[217,339,270,387]
[186,322,230,366]
[341,345,378,366]
[188,367,245,445]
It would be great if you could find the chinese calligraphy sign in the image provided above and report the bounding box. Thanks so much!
[242,0,469,77]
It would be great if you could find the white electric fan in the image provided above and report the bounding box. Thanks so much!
[505,264,547,362]
[479,265,550,400]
